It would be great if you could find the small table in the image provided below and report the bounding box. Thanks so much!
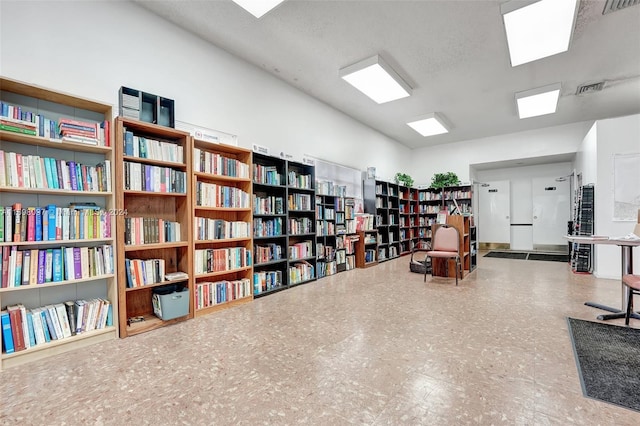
[565,235,640,321]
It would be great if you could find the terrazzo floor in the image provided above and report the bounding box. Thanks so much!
[1,253,639,425]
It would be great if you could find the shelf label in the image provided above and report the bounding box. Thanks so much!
[302,156,315,166]
[252,144,270,155]
[279,151,294,160]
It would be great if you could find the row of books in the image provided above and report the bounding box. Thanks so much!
[317,260,337,278]
[195,181,250,208]
[1,203,112,243]
[254,243,283,264]
[253,164,281,186]
[0,245,114,288]
[288,261,315,284]
[124,130,184,163]
[316,205,335,220]
[289,240,314,260]
[287,171,312,189]
[1,299,112,354]
[194,278,251,309]
[194,148,249,178]
[195,218,250,241]
[0,150,111,192]
[315,181,346,197]
[443,190,471,200]
[355,214,375,231]
[123,161,187,193]
[124,258,166,288]
[418,191,442,201]
[124,217,181,245]
[194,247,252,274]
[253,270,283,295]
[317,243,336,261]
[288,193,312,210]
[0,101,110,146]
[253,217,283,238]
[316,220,335,236]
[288,217,314,235]
[253,195,284,215]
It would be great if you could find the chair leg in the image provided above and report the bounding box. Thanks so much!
[455,257,459,286]
[626,286,634,326]
[424,257,428,282]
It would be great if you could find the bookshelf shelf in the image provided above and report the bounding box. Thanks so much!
[194,206,252,213]
[0,237,114,247]
[193,171,250,183]
[115,116,193,338]
[1,76,117,370]
[0,130,112,153]
[195,265,253,279]
[123,155,187,169]
[194,295,252,317]
[124,278,190,292]
[0,274,115,293]
[194,237,252,245]
[254,258,287,267]
[124,241,189,251]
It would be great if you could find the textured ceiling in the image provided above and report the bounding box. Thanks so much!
[134,0,640,149]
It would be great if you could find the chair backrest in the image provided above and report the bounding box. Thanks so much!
[433,225,459,253]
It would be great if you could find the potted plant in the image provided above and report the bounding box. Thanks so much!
[394,173,414,187]
[430,172,460,189]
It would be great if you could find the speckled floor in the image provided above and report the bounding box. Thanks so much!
[2,253,639,425]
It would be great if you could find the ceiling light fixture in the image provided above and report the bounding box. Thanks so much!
[515,83,562,119]
[501,0,580,66]
[339,55,411,104]
[232,0,285,18]
[406,113,450,137]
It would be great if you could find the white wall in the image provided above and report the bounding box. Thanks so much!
[594,114,640,279]
[0,1,409,181]
[408,122,592,186]
[574,122,598,186]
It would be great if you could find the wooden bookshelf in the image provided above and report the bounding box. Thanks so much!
[192,139,252,316]
[355,229,378,268]
[115,117,193,337]
[0,77,117,370]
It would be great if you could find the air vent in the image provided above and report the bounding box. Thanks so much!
[576,82,604,95]
[603,0,640,15]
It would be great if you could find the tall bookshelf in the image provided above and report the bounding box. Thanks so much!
[417,188,442,247]
[340,197,358,271]
[431,214,473,278]
[571,184,594,273]
[252,152,287,297]
[355,229,378,268]
[363,177,401,262]
[287,160,316,286]
[115,117,192,337]
[1,77,117,369]
[192,140,253,316]
[399,186,418,255]
[316,193,337,279]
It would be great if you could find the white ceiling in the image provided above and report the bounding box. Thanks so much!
[134,0,640,149]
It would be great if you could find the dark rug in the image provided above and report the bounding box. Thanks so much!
[527,253,569,262]
[483,251,528,259]
[567,317,640,412]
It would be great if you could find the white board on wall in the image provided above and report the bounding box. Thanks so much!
[613,153,640,221]
[308,156,363,199]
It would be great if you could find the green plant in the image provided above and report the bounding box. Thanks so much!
[394,173,414,187]
[430,172,459,189]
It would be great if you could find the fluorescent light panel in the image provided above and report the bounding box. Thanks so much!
[232,0,285,18]
[407,113,450,137]
[501,0,579,66]
[339,55,411,104]
[515,83,561,119]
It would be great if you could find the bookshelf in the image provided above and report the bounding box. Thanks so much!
[571,185,594,273]
[355,229,378,268]
[432,214,474,278]
[399,186,418,255]
[417,188,442,247]
[115,117,192,337]
[0,77,117,369]
[363,177,401,262]
[287,160,316,286]
[252,152,287,297]
[192,139,253,315]
[316,194,337,279]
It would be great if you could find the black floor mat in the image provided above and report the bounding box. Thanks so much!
[483,251,528,259]
[528,253,569,262]
[484,251,568,262]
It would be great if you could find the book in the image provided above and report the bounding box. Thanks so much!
[31,308,46,346]
[7,305,25,351]
[54,303,72,338]
[52,248,64,282]
[26,311,36,347]
[64,301,77,336]
[46,305,64,340]
[1,310,14,354]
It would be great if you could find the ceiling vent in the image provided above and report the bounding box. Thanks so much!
[576,81,605,95]
[603,0,640,15]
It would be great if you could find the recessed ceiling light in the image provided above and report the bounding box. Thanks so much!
[406,113,450,137]
[339,55,411,104]
[232,0,285,18]
[515,83,562,119]
[501,0,580,66]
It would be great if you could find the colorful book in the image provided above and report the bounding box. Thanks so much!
[35,207,43,241]
[1,310,14,354]
[47,204,56,240]
[25,312,36,347]
[52,248,63,282]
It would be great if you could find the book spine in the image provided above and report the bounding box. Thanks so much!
[1,311,14,354]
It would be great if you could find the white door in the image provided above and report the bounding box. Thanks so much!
[478,180,511,245]
[532,177,570,249]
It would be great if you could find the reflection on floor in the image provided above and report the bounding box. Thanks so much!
[1,252,638,425]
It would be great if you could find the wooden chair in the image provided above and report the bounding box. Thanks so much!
[622,274,640,325]
[425,224,461,285]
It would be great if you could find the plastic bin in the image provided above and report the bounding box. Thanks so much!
[152,287,189,320]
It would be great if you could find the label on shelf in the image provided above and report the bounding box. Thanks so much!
[252,143,270,155]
